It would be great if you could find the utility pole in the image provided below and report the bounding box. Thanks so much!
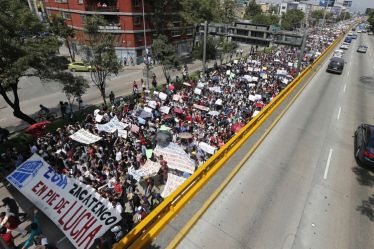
[202,21,208,76]
[142,0,150,89]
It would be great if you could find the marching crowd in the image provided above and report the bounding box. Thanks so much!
[0,22,350,249]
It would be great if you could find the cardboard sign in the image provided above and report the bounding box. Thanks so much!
[6,154,121,249]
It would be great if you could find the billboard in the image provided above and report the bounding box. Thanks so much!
[343,1,352,7]
[319,0,335,7]
[7,154,122,249]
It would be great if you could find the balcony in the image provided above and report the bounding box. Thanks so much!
[98,23,121,31]
[86,5,119,12]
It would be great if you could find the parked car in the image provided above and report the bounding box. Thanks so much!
[68,62,93,72]
[333,49,344,58]
[357,45,368,53]
[354,123,374,168]
[368,31,373,35]
[326,57,344,74]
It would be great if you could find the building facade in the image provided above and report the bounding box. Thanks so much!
[43,0,193,64]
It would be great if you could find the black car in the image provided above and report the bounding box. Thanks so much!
[354,123,374,168]
[326,57,344,74]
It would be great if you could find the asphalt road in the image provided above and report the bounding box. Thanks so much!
[173,33,374,249]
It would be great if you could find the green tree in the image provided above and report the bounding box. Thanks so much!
[192,37,218,61]
[268,5,279,15]
[82,15,122,106]
[219,39,237,63]
[152,35,181,83]
[281,9,305,31]
[244,0,262,19]
[49,14,76,62]
[336,12,351,22]
[151,0,181,35]
[58,73,89,114]
[311,10,332,20]
[251,14,279,25]
[180,0,221,24]
[368,12,374,31]
[219,0,237,23]
[0,0,79,124]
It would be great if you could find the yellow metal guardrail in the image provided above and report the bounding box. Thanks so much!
[113,29,347,249]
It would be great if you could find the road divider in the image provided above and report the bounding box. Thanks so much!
[113,29,347,249]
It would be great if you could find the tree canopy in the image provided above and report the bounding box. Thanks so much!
[251,14,279,26]
[192,37,218,61]
[179,0,221,24]
[83,15,122,106]
[0,0,78,124]
[49,14,76,61]
[244,0,262,19]
[281,9,305,31]
[152,35,181,83]
[368,11,374,31]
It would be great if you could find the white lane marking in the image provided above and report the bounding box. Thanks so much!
[324,149,334,180]
[337,107,342,120]
[343,83,347,92]
[57,236,67,244]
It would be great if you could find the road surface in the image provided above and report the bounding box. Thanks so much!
[153,33,374,249]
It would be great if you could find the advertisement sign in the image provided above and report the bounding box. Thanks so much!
[343,1,352,7]
[319,0,335,7]
[7,154,121,249]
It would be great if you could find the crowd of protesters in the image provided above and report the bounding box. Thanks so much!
[0,22,351,249]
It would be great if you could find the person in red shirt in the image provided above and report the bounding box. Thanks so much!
[0,226,15,247]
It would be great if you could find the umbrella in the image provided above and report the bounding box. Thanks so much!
[174,107,183,114]
[255,102,264,108]
[231,122,244,133]
[155,130,172,147]
[179,132,193,139]
[208,111,220,116]
[163,114,172,120]
[26,121,51,133]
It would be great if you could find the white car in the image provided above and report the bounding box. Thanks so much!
[340,43,349,50]
[357,30,362,33]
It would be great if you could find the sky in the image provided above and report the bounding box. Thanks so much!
[260,0,374,13]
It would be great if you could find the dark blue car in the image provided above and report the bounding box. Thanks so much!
[354,123,374,168]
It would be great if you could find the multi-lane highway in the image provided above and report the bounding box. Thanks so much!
[154,33,374,249]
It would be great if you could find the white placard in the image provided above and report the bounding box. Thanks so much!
[6,154,121,249]
[252,110,260,117]
[255,94,262,100]
[143,107,153,113]
[248,95,256,101]
[118,129,128,139]
[159,92,167,101]
[215,99,223,106]
[160,106,171,114]
[95,114,103,123]
[148,101,157,109]
[161,173,187,198]
[194,88,202,95]
[70,129,102,144]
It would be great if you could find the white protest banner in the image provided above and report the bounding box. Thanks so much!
[197,82,204,89]
[127,166,142,182]
[194,88,202,95]
[138,160,160,179]
[159,92,167,101]
[110,116,127,130]
[276,69,287,75]
[161,173,187,198]
[154,143,195,174]
[252,110,260,117]
[7,154,121,249]
[70,129,101,144]
[96,123,117,133]
[160,106,170,114]
[215,99,223,106]
[199,142,217,155]
[118,129,127,139]
[153,91,159,96]
[255,94,262,100]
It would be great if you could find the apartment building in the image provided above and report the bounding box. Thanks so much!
[43,0,193,64]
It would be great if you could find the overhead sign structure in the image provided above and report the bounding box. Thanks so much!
[319,0,335,7]
[7,154,122,249]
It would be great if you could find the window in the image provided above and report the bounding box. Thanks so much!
[55,0,68,3]
[171,30,181,37]
[62,12,71,20]
[135,33,143,42]
[186,28,193,35]
[132,0,140,7]
[78,0,83,4]
[134,16,142,26]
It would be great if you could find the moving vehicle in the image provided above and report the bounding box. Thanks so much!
[340,43,349,50]
[326,57,344,74]
[351,34,357,39]
[344,36,352,43]
[333,49,344,58]
[68,62,93,72]
[368,31,373,35]
[357,45,368,53]
[354,123,374,168]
